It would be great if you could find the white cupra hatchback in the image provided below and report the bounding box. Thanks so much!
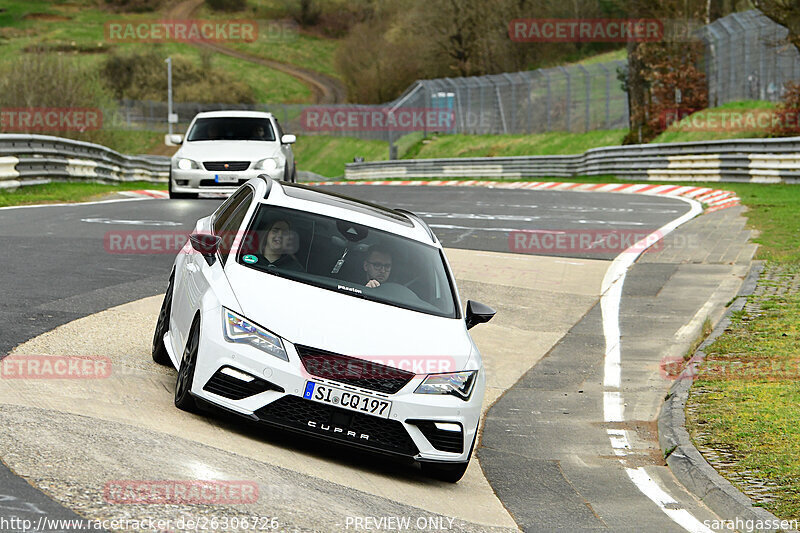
[152,176,495,482]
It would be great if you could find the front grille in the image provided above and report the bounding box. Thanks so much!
[295,345,415,395]
[255,395,418,456]
[408,420,464,454]
[203,161,250,171]
[199,178,250,187]
[203,367,284,400]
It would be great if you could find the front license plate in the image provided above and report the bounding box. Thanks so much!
[303,381,391,419]
[214,174,238,184]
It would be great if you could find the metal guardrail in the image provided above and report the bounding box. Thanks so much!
[0,134,169,190]
[345,137,800,183]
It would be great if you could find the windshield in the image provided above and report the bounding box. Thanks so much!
[187,117,276,142]
[237,205,457,319]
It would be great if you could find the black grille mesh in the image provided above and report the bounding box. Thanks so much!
[203,367,284,400]
[199,178,249,188]
[408,420,464,454]
[203,161,250,171]
[295,345,414,395]
[255,395,418,456]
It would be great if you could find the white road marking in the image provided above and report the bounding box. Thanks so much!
[600,195,709,532]
[603,391,625,422]
[607,429,631,457]
[0,197,148,211]
[417,212,541,222]
[626,469,714,533]
[428,224,564,233]
[81,218,183,226]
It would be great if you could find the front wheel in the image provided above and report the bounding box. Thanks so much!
[151,275,174,366]
[420,432,476,482]
[420,461,470,483]
[174,318,200,412]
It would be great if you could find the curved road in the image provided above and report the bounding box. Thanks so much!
[0,186,753,532]
[167,0,348,104]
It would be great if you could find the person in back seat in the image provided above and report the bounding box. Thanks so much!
[259,218,304,272]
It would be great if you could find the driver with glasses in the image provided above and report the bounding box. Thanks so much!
[363,245,393,288]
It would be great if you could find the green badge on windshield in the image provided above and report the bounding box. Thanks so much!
[242,254,258,264]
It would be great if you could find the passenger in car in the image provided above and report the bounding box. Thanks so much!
[363,245,392,288]
[260,218,305,272]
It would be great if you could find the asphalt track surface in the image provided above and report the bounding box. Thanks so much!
[0,185,701,531]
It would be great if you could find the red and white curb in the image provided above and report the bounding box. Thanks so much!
[120,190,169,199]
[305,180,741,213]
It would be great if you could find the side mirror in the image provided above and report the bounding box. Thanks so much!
[166,134,183,145]
[189,233,221,266]
[281,134,296,145]
[465,300,496,330]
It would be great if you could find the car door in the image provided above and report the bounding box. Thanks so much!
[171,186,254,354]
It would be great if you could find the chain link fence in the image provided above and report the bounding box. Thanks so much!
[105,58,630,140]
[100,10,800,140]
[701,10,800,105]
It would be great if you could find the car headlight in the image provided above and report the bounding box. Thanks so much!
[176,158,199,170]
[255,158,278,171]
[414,371,477,401]
[222,308,288,361]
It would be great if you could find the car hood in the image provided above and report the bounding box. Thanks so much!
[176,141,281,162]
[226,264,473,373]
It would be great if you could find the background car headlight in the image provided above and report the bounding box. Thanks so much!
[176,158,199,170]
[414,371,477,400]
[222,309,288,361]
[255,158,279,171]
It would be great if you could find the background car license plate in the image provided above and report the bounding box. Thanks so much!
[303,381,391,418]
[214,174,238,183]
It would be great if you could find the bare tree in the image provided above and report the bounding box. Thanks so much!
[753,0,800,54]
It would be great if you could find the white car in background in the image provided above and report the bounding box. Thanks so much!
[168,110,297,199]
[152,176,496,482]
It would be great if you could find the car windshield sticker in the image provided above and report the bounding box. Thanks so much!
[337,284,363,295]
[242,254,258,264]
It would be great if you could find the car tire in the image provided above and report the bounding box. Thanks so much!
[169,170,198,199]
[152,274,174,366]
[420,460,470,483]
[174,317,200,412]
[420,433,476,483]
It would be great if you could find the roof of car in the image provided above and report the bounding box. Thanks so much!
[257,179,438,245]
[193,110,275,119]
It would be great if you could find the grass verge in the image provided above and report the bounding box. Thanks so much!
[686,265,800,519]
[0,181,165,208]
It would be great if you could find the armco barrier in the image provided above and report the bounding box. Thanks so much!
[345,137,800,183]
[0,134,169,190]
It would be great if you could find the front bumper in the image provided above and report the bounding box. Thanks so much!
[171,166,286,195]
[188,312,483,463]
